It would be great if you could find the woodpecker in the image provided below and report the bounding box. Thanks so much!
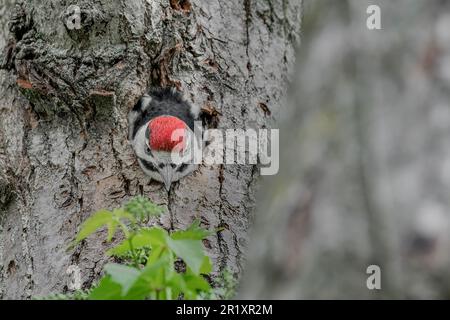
[128,87,200,190]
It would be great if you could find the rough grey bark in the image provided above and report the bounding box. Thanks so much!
[0,0,302,299]
[240,0,450,299]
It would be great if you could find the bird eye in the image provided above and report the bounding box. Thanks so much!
[145,146,152,155]
[177,163,189,173]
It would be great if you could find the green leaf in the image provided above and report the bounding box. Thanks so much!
[107,227,168,257]
[167,238,204,274]
[112,208,136,226]
[200,255,213,274]
[126,258,168,299]
[104,264,141,295]
[184,274,211,292]
[70,209,135,250]
[106,220,118,242]
[171,220,214,240]
[74,210,113,244]
[88,276,123,300]
[166,273,187,299]
[137,258,167,285]
[147,245,167,265]
[122,281,153,300]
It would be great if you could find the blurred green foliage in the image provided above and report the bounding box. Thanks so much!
[72,197,214,300]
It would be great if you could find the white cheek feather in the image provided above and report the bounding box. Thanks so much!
[132,124,151,160]
[189,103,200,118]
[140,95,152,111]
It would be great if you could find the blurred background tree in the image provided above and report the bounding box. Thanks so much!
[241,0,450,299]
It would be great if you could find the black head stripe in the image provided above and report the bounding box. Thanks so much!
[144,145,153,156]
[140,159,158,172]
[177,163,189,173]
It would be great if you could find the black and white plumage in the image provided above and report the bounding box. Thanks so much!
[128,87,200,190]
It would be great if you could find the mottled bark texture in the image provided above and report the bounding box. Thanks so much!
[241,0,450,299]
[0,0,302,299]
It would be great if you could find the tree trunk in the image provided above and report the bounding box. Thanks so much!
[0,0,302,299]
[241,0,450,299]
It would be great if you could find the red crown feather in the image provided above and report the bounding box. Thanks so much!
[148,116,187,151]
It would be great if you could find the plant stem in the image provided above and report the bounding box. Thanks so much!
[128,235,139,268]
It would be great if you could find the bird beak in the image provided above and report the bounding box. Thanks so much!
[162,167,173,191]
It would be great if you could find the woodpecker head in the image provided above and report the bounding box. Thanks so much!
[134,115,195,190]
[129,88,200,190]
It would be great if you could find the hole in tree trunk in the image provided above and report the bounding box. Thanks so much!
[170,0,192,13]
